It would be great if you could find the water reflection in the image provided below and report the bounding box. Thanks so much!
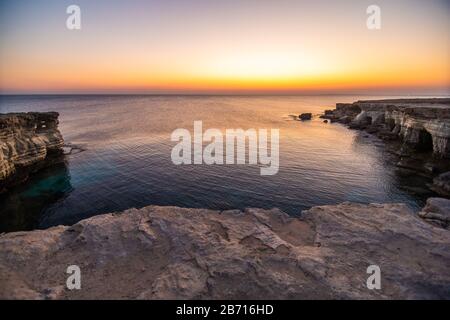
[0,160,73,232]
[0,95,440,233]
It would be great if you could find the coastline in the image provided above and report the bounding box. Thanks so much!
[0,98,449,299]
[0,112,64,193]
[320,98,450,197]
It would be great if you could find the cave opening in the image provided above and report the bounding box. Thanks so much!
[417,129,433,152]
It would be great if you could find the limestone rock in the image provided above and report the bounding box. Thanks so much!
[0,112,64,192]
[419,197,450,229]
[0,203,449,299]
[431,171,450,197]
[381,102,450,158]
[324,98,450,158]
[321,99,450,197]
[321,103,361,122]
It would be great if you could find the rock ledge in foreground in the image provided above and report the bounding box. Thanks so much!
[0,203,449,300]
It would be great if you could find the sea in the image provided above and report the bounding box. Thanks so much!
[0,94,441,232]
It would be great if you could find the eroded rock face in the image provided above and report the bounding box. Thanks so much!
[419,197,450,229]
[321,99,450,199]
[322,99,450,158]
[0,112,64,192]
[431,171,450,197]
[322,103,361,123]
[0,203,449,300]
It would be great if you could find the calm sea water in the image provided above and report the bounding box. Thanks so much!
[0,95,437,232]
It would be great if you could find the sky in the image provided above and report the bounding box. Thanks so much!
[0,0,449,95]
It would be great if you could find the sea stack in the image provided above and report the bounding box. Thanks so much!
[299,113,312,121]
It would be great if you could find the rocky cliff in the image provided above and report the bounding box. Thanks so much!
[322,98,450,157]
[0,112,64,192]
[322,99,450,197]
[0,201,449,300]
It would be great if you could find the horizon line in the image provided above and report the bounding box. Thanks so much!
[1,92,450,97]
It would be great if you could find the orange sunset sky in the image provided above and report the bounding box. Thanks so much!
[0,0,449,95]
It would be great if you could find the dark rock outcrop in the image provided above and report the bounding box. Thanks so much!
[430,171,450,197]
[0,202,449,299]
[299,113,312,120]
[419,197,450,229]
[0,112,64,192]
[321,103,362,123]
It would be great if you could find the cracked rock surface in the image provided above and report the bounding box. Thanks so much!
[0,203,449,299]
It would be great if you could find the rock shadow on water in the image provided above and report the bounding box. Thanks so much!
[0,160,73,233]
